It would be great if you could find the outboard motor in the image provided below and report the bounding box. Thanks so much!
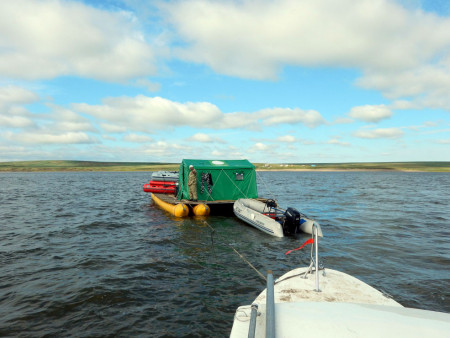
[283,207,300,235]
[265,199,277,209]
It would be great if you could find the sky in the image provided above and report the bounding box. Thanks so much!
[0,0,449,164]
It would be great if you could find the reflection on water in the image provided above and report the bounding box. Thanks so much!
[0,171,449,336]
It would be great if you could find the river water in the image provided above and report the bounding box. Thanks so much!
[0,171,449,336]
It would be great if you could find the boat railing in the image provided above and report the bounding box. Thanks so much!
[252,224,322,338]
[314,222,320,292]
[301,222,321,292]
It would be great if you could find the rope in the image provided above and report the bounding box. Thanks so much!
[255,170,275,198]
[203,220,267,282]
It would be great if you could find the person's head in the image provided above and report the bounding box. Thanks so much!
[189,165,194,171]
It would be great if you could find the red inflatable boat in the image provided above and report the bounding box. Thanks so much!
[143,180,177,194]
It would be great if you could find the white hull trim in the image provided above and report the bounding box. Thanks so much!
[233,199,284,237]
[233,198,322,237]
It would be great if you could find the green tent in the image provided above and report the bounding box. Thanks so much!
[177,159,258,201]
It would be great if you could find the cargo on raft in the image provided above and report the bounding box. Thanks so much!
[144,159,261,217]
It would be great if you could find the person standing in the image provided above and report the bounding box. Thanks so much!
[188,165,198,201]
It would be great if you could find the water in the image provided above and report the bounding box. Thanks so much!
[0,171,449,336]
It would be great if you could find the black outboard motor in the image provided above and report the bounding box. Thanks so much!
[283,207,300,235]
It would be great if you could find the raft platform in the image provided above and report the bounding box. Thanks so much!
[151,193,272,217]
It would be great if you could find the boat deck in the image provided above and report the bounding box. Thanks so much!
[230,267,450,337]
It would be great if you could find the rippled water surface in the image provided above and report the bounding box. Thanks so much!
[1,171,449,336]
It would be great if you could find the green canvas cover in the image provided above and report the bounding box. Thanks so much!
[177,159,258,201]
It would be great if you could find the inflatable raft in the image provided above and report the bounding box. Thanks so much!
[151,193,189,217]
[151,171,179,182]
[143,180,177,194]
[233,198,323,238]
[150,193,210,217]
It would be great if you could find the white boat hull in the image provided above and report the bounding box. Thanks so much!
[233,199,322,237]
[230,267,450,337]
[233,199,284,237]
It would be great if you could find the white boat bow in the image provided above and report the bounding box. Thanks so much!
[230,225,450,337]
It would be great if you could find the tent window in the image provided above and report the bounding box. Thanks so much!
[235,172,244,181]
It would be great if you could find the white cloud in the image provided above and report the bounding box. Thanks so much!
[0,115,34,128]
[349,104,392,123]
[4,131,97,144]
[142,141,191,159]
[161,0,450,73]
[74,95,222,131]
[277,135,296,143]
[258,108,325,128]
[187,133,225,143]
[75,95,326,131]
[123,134,153,143]
[0,0,157,81]
[100,123,128,133]
[220,108,326,129]
[161,0,450,110]
[45,104,96,132]
[0,86,39,128]
[135,79,161,92]
[406,121,438,131]
[353,127,404,139]
[250,142,269,152]
[333,117,354,124]
[188,133,213,142]
[358,63,450,110]
[328,138,351,147]
[0,85,39,104]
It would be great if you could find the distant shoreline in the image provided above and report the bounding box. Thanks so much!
[0,160,449,172]
[256,169,429,172]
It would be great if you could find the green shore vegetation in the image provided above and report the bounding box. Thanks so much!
[0,160,449,172]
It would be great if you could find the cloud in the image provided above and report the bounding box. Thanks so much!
[0,85,39,104]
[327,138,351,146]
[135,79,161,92]
[258,108,326,128]
[141,141,191,159]
[100,123,128,133]
[277,135,296,143]
[75,95,223,131]
[123,134,153,143]
[0,96,99,145]
[353,127,404,139]
[406,121,438,131]
[45,104,97,132]
[161,0,450,73]
[0,115,34,128]
[249,142,269,152]
[220,108,326,129]
[0,86,39,128]
[161,0,450,110]
[75,95,326,131]
[187,133,225,143]
[0,0,156,81]
[358,63,450,110]
[210,147,244,158]
[349,104,392,123]
[4,131,98,144]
